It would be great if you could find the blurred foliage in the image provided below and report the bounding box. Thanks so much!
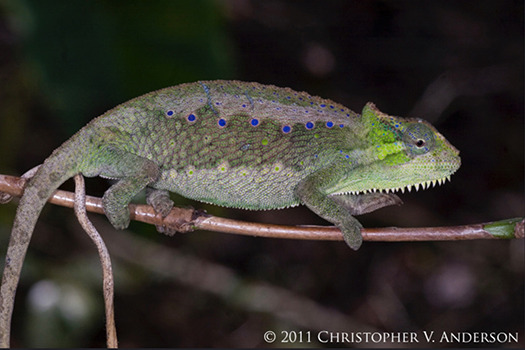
[0,0,523,347]
[2,0,235,134]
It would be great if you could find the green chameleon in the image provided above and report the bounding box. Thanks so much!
[0,80,460,344]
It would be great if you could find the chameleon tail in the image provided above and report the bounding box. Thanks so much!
[0,142,85,347]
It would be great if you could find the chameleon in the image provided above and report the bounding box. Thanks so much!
[0,80,460,344]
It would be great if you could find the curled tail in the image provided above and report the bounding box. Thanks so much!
[0,142,84,347]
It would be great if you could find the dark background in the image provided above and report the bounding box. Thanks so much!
[0,0,523,347]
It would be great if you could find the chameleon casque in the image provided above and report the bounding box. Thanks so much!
[0,80,460,343]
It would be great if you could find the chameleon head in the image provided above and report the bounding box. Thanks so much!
[327,103,461,195]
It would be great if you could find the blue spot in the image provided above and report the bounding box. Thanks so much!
[305,110,309,113]
[306,122,314,130]
[287,96,291,99]
[339,150,343,153]
[282,125,292,133]
[326,121,334,128]
[166,110,174,116]
[187,114,196,122]
[242,104,247,108]
[218,118,227,127]
[250,118,259,126]
[339,124,344,128]
[345,155,350,159]
[314,154,318,158]
[346,113,350,117]
[320,104,326,108]
[310,102,314,105]
[330,105,334,109]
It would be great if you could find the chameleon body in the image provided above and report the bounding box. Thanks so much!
[0,80,460,344]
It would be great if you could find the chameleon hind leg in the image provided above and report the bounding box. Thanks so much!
[90,147,161,230]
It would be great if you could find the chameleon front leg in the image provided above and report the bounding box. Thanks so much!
[296,167,402,250]
[296,166,365,250]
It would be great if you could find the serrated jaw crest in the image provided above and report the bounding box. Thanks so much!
[347,176,452,196]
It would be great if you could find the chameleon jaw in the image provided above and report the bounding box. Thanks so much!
[345,175,452,196]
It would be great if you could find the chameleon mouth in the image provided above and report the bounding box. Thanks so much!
[348,175,452,195]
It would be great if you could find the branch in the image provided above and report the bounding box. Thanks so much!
[93,216,402,348]
[0,174,523,242]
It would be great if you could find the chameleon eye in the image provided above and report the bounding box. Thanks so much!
[403,123,435,156]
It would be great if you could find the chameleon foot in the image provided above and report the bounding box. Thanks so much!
[338,218,364,250]
[146,188,177,235]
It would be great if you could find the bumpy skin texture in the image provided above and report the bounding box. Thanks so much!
[0,80,460,344]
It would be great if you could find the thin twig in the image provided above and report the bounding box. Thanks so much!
[0,174,523,242]
[73,175,118,348]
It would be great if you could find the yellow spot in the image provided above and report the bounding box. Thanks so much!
[218,162,229,172]
[262,138,269,146]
